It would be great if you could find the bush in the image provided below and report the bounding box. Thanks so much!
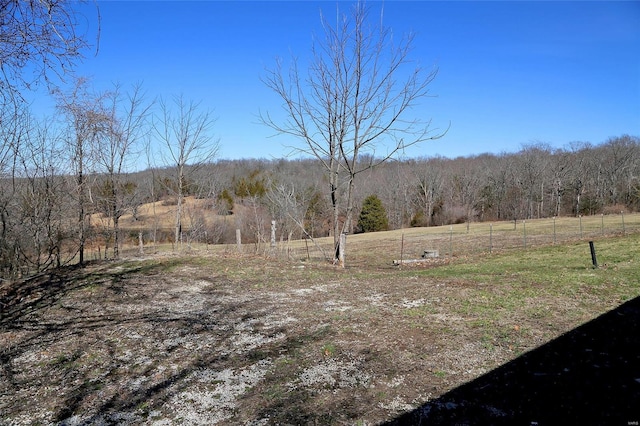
[357,195,388,233]
[410,211,427,227]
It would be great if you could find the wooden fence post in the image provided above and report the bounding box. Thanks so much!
[271,220,276,248]
[489,223,493,254]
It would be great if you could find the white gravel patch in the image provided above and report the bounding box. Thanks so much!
[166,359,273,425]
[292,357,370,390]
[401,298,426,308]
[385,375,406,388]
[231,331,285,352]
[378,395,415,413]
[365,292,386,306]
[262,314,298,328]
[323,300,352,312]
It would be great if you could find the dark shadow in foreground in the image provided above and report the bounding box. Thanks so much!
[385,296,640,425]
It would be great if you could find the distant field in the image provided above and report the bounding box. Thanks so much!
[90,196,231,233]
[1,229,638,424]
[186,212,640,269]
[109,199,640,270]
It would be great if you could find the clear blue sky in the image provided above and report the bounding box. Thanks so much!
[60,1,640,160]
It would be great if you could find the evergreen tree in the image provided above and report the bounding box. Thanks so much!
[358,195,389,233]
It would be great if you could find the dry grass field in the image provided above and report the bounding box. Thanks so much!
[1,218,639,425]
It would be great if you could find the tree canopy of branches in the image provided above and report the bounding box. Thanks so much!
[0,0,95,107]
[154,95,219,247]
[262,1,443,265]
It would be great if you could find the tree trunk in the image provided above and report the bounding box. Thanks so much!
[77,139,85,266]
[113,215,120,259]
[175,164,184,248]
[112,180,119,259]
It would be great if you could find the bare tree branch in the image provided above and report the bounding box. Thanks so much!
[0,0,98,107]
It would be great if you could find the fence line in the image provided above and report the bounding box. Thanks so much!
[116,213,638,270]
[391,213,637,265]
[267,213,639,268]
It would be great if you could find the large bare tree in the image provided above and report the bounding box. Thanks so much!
[56,78,110,265]
[262,1,444,265]
[95,82,151,258]
[154,95,219,248]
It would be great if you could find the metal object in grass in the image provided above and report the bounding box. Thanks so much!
[589,241,598,268]
[422,250,439,258]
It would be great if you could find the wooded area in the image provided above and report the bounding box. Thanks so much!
[1,121,638,280]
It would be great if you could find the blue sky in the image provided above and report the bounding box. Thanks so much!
[46,1,640,160]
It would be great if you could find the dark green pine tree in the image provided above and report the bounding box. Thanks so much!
[357,195,389,233]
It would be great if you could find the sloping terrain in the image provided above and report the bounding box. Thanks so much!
[1,234,638,424]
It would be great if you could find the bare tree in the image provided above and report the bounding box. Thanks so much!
[14,115,69,272]
[56,78,109,265]
[515,143,551,219]
[95,82,152,258]
[0,104,26,278]
[154,95,219,247]
[0,0,97,107]
[266,177,331,261]
[262,1,444,264]
[411,157,445,227]
[0,108,73,279]
[597,135,639,208]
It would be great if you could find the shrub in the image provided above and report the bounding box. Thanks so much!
[357,195,388,233]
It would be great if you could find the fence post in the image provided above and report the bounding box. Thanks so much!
[449,226,453,260]
[601,214,604,236]
[579,215,583,239]
[589,241,598,268]
[553,216,557,245]
[621,211,626,234]
[270,220,277,248]
[523,220,527,249]
[489,223,493,254]
[400,233,405,266]
[236,229,242,253]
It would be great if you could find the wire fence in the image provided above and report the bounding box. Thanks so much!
[269,213,640,269]
[129,213,639,270]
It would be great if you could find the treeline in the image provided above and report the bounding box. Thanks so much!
[205,135,640,239]
[1,119,638,280]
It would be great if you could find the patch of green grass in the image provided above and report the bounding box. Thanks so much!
[321,342,337,357]
[396,233,640,356]
[50,351,83,370]
[264,383,286,401]
[404,304,436,318]
[433,370,447,378]
[420,234,639,300]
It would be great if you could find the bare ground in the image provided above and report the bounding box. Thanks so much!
[0,250,635,425]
